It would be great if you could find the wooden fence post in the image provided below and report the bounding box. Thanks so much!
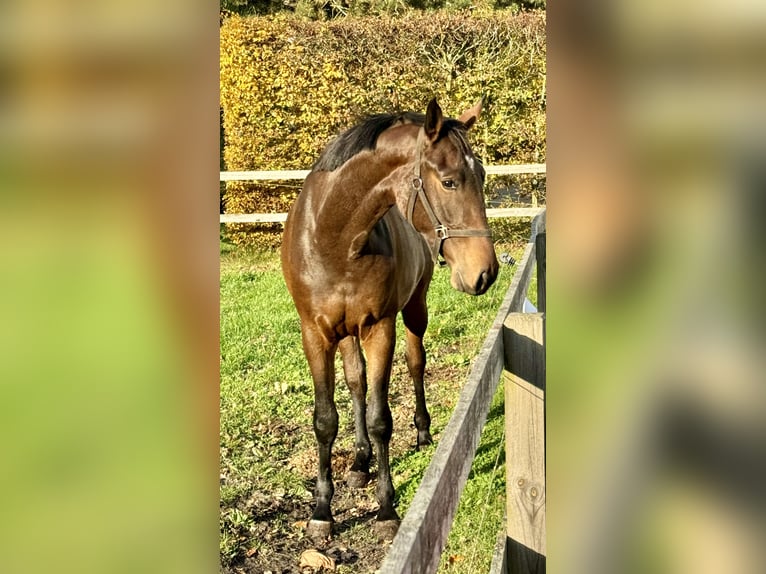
[503,312,546,574]
[535,233,545,313]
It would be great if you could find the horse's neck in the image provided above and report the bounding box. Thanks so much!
[313,151,412,258]
[374,125,421,220]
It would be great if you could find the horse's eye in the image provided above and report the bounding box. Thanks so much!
[441,179,456,190]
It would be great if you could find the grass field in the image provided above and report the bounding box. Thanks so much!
[220,236,533,573]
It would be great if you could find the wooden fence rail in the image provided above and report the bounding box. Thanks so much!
[219,164,546,182]
[379,210,545,574]
[219,207,544,225]
[219,165,546,224]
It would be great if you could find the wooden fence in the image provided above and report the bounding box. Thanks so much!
[219,207,543,224]
[219,164,546,181]
[218,164,546,224]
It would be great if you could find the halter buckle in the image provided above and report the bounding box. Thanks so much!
[435,225,449,240]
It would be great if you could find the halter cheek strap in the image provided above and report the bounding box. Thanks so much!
[406,131,493,266]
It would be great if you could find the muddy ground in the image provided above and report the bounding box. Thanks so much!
[222,477,394,574]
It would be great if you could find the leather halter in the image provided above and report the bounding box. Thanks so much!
[406,131,493,266]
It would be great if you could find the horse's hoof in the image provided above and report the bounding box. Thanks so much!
[345,470,370,488]
[374,519,400,542]
[306,519,333,540]
[417,430,434,449]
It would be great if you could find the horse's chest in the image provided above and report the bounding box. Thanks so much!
[308,279,399,341]
[347,289,395,320]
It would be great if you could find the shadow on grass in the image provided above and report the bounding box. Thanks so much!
[334,508,379,535]
[468,398,506,478]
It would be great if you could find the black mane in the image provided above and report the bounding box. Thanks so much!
[312,112,423,172]
[312,111,471,172]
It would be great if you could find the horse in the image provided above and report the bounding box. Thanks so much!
[281,99,499,541]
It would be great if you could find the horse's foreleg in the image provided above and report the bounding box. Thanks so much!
[405,328,432,448]
[361,317,400,540]
[339,336,371,487]
[403,293,433,448]
[301,326,338,539]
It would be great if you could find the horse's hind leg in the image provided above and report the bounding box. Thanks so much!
[402,289,433,448]
[361,317,400,540]
[339,336,371,487]
[301,325,339,539]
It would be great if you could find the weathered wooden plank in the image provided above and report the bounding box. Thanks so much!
[489,521,509,574]
[486,207,545,219]
[219,212,287,223]
[503,314,545,393]
[219,169,310,181]
[219,207,543,225]
[530,209,546,238]
[378,245,534,574]
[504,313,546,574]
[219,164,546,182]
[506,242,537,314]
[535,233,546,314]
[484,164,546,176]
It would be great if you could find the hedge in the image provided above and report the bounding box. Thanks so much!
[221,1,547,19]
[220,11,545,247]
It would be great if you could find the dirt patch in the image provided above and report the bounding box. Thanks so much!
[288,447,358,481]
[224,479,390,574]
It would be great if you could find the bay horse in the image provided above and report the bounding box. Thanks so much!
[281,99,498,540]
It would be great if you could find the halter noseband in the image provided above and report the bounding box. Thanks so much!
[406,131,493,266]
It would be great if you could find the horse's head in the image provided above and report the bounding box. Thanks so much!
[409,99,499,295]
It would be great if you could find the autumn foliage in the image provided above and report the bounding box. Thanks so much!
[220,11,545,247]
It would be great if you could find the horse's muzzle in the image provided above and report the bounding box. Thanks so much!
[451,264,497,296]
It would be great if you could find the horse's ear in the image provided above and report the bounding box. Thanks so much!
[424,98,443,142]
[458,98,483,130]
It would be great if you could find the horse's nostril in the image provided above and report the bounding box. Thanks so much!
[476,268,497,294]
[475,271,489,294]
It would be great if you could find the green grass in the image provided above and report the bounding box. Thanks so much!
[439,384,507,573]
[220,251,312,503]
[220,241,531,570]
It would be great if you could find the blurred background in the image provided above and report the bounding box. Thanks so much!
[548,0,766,572]
[0,1,218,573]
[0,0,764,572]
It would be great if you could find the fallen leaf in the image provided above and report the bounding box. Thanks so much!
[448,554,465,564]
[245,547,257,557]
[292,520,308,530]
[299,548,336,571]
